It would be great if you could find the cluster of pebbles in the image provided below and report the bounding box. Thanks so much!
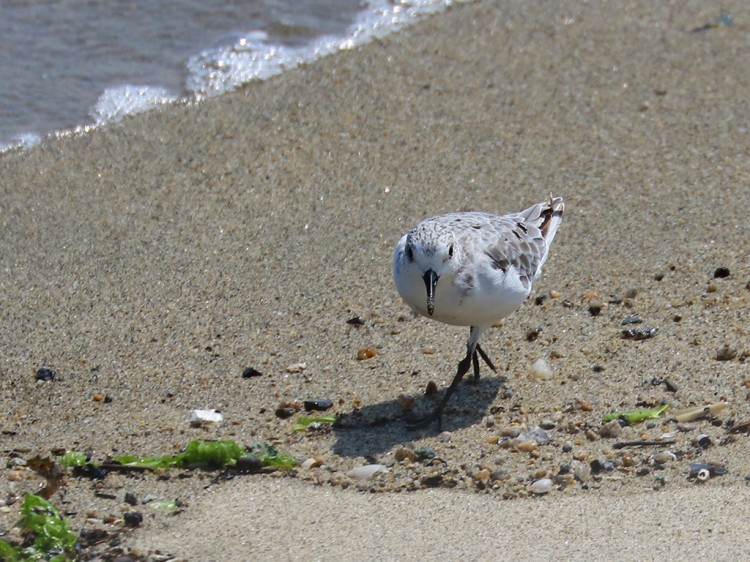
[1,269,747,559]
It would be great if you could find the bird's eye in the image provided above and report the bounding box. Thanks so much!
[448,244,454,258]
[406,244,414,261]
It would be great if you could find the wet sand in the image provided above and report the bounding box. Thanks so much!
[1,0,749,559]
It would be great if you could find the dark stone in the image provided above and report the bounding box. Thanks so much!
[592,365,605,373]
[346,316,366,326]
[713,267,730,278]
[123,512,143,527]
[525,327,543,341]
[242,367,263,378]
[303,398,333,412]
[588,304,601,317]
[590,459,616,474]
[275,406,296,419]
[621,326,658,341]
[124,492,137,506]
[35,367,56,381]
[420,474,443,487]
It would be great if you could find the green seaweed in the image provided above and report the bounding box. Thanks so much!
[0,493,77,561]
[115,439,244,470]
[149,500,180,511]
[57,451,89,468]
[603,404,669,425]
[247,443,298,470]
[112,439,295,470]
[292,415,337,431]
[57,439,294,474]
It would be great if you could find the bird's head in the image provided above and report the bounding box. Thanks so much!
[404,228,460,316]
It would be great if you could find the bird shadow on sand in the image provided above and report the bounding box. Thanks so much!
[331,376,505,458]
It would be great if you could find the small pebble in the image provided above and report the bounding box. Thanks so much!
[706,281,718,293]
[693,434,713,448]
[425,381,438,396]
[346,316,365,326]
[599,420,623,439]
[652,451,676,465]
[663,378,678,392]
[518,427,551,445]
[528,358,552,381]
[621,315,642,325]
[286,362,307,373]
[413,447,436,461]
[475,468,491,484]
[35,367,56,381]
[242,367,263,378]
[713,267,730,278]
[716,345,738,361]
[515,440,538,453]
[696,468,711,481]
[526,327,543,341]
[621,326,658,341]
[300,458,322,470]
[394,448,417,463]
[123,512,143,527]
[676,422,697,432]
[572,461,591,482]
[356,346,377,360]
[540,419,556,430]
[303,398,333,412]
[124,492,137,506]
[189,409,223,427]
[529,478,553,495]
[500,426,522,438]
[590,459,616,473]
[348,464,388,480]
[588,303,602,317]
[274,401,300,419]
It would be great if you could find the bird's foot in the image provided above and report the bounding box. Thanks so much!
[406,407,443,431]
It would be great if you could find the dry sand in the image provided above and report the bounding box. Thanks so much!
[1,0,749,559]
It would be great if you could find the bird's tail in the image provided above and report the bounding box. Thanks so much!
[539,194,564,245]
[519,194,564,275]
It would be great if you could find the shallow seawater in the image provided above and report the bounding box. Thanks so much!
[0,0,452,152]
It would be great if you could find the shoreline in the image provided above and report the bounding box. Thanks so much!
[1,0,749,559]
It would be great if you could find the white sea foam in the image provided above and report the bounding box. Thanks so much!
[92,85,178,126]
[187,0,453,96]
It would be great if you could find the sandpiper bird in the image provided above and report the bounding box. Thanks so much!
[393,195,564,429]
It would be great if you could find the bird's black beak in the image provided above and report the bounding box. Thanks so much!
[423,269,439,316]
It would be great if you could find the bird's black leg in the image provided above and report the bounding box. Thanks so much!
[408,343,474,431]
[471,350,480,383]
[475,344,497,373]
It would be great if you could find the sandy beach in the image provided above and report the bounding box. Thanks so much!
[1,0,749,559]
